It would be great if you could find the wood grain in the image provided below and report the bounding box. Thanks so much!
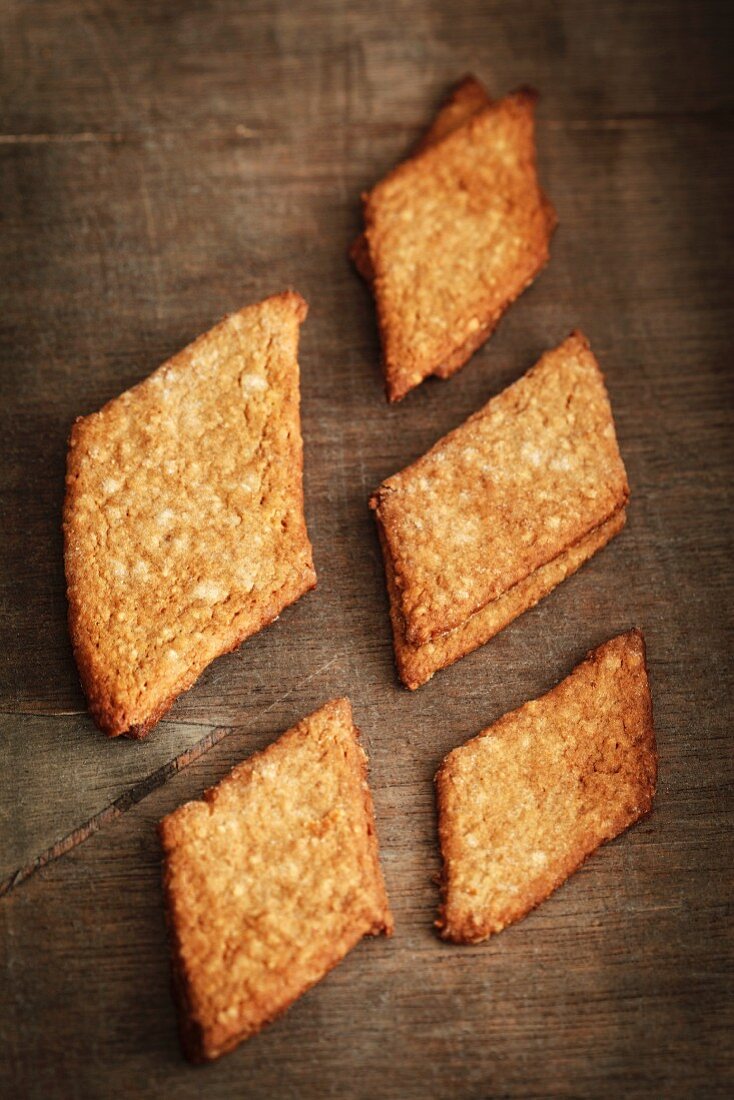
[1,0,732,1096]
[1,700,730,1098]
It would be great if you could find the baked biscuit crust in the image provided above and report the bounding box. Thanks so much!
[159,698,392,1061]
[412,75,493,154]
[371,333,629,654]
[63,291,316,737]
[435,631,657,944]
[380,508,626,690]
[350,75,492,283]
[359,86,556,401]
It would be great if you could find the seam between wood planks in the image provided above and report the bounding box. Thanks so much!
[0,125,260,144]
[0,725,230,899]
[0,109,731,146]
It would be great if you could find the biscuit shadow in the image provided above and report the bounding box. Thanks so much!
[2,408,83,712]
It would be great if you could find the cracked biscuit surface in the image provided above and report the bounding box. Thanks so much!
[436,631,657,944]
[359,86,556,401]
[371,332,629,671]
[159,698,393,1062]
[63,291,316,738]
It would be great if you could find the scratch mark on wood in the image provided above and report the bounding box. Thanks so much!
[80,5,132,127]
[138,160,165,321]
[259,652,345,717]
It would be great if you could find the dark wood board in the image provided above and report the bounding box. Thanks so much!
[1,1,732,1096]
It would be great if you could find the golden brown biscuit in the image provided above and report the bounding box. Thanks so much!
[436,630,657,944]
[159,698,393,1061]
[381,508,626,690]
[64,291,316,738]
[371,332,629,668]
[358,87,556,401]
[350,75,492,282]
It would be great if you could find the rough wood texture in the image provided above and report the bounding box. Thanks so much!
[1,1,732,1096]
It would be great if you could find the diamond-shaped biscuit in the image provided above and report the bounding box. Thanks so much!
[436,631,657,943]
[357,86,556,401]
[371,333,629,687]
[63,291,316,737]
[159,698,393,1061]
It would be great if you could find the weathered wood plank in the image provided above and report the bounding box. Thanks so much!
[0,639,356,888]
[0,715,225,890]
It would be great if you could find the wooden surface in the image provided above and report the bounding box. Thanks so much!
[1,1,732,1095]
